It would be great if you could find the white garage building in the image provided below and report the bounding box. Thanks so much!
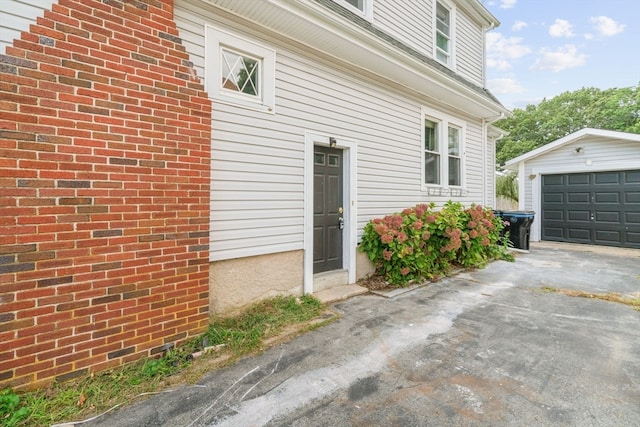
[504,128,640,249]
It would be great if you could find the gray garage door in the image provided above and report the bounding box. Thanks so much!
[541,170,640,249]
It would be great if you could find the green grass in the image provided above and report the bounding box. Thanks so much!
[1,295,326,427]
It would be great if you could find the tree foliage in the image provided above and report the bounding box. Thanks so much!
[494,85,640,165]
[496,172,518,203]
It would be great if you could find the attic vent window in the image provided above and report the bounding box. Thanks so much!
[205,25,275,113]
[221,48,260,98]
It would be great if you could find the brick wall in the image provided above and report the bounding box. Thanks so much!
[0,0,212,389]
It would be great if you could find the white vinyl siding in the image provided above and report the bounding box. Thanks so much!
[371,0,485,84]
[0,0,53,54]
[455,11,484,86]
[175,1,491,261]
[373,0,433,58]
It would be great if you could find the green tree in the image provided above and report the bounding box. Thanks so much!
[496,172,518,203]
[495,85,640,165]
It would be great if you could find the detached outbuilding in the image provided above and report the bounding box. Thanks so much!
[504,128,640,249]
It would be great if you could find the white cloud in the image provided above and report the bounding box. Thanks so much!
[530,45,587,72]
[590,16,625,37]
[500,0,517,9]
[512,20,528,31]
[488,78,526,94]
[549,19,575,38]
[485,32,532,70]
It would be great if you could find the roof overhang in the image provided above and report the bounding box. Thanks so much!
[197,0,509,120]
[504,128,640,170]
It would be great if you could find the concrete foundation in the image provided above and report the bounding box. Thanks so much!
[356,248,376,280]
[209,250,304,316]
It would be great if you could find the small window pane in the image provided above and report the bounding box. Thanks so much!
[448,127,459,156]
[436,4,450,36]
[425,120,438,151]
[345,0,364,11]
[449,157,460,186]
[314,153,325,165]
[221,48,260,97]
[425,152,441,185]
[436,33,449,52]
[328,154,340,167]
[448,126,461,186]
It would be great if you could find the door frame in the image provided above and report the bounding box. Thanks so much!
[528,160,639,242]
[303,131,357,294]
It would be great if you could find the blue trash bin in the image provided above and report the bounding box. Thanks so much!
[500,211,535,250]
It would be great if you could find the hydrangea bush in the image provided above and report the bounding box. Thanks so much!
[359,201,512,286]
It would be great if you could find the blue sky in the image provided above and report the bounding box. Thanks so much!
[483,0,640,109]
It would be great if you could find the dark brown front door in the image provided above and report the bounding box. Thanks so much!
[313,145,344,273]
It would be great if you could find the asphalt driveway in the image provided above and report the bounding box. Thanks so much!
[87,242,640,427]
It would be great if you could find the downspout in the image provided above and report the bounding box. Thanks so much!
[482,21,498,207]
[483,114,505,208]
[482,119,487,207]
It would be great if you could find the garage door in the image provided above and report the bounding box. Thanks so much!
[541,170,640,249]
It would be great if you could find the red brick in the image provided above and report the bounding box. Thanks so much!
[1,0,212,391]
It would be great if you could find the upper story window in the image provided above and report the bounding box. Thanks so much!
[206,25,276,113]
[333,0,374,20]
[422,107,465,189]
[434,1,455,67]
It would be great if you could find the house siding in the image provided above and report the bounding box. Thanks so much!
[372,0,433,59]
[371,0,485,87]
[175,1,492,262]
[0,0,211,389]
[455,10,484,86]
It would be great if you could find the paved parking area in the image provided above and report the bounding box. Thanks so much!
[88,242,640,427]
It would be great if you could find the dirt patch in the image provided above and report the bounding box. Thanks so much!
[541,286,640,311]
[358,274,393,291]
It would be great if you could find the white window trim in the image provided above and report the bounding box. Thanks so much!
[421,106,466,192]
[333,0,374,21]
[205,24,276,114]
[433,0,456,69]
